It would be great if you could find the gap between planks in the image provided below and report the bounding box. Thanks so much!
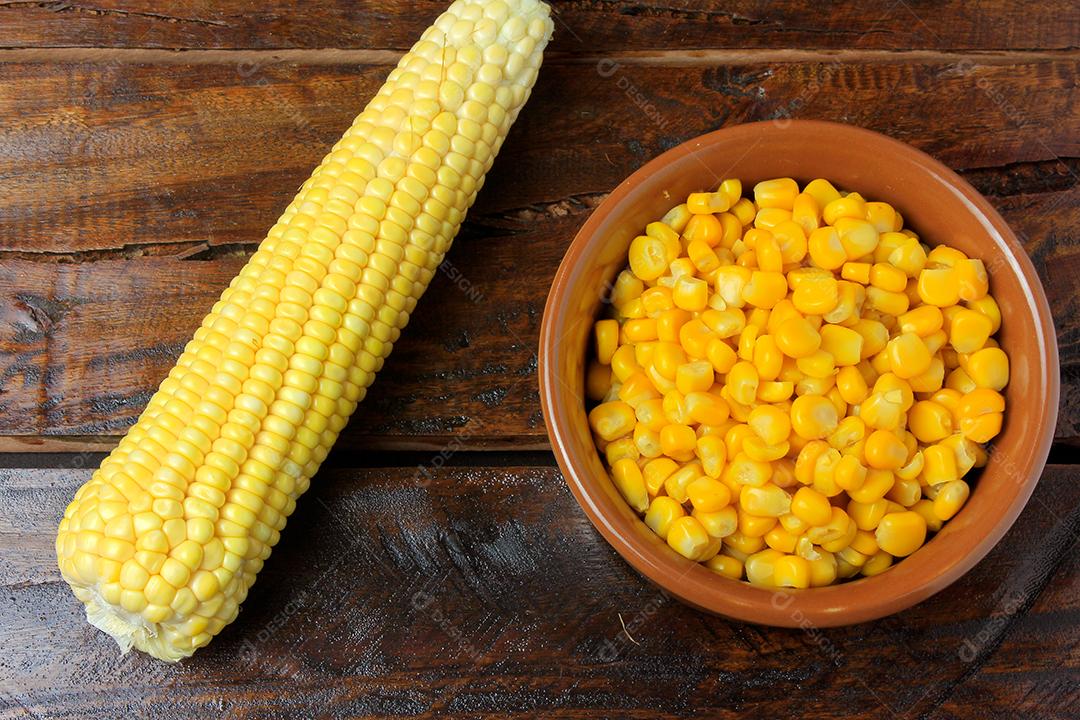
[0,46,1078,66]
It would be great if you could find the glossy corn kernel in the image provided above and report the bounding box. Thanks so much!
[957,388,1005,443]
[666,516,711,560]
[589,401,636,442]
[864,430,908,470]
[645,497,686,540]
[874,511,926,557]
[611,459,649,513]
[772,555,811,589]
[933,479,970,521]
[791,486,832,527]
[740,484,793,518]
[963,346,1009,391]
[744,548,784,587]
[790,395,839,440]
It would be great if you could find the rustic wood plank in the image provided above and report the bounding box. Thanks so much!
[0,0,1078,52]
[1,463,1077,718]
[0,58,1077,449]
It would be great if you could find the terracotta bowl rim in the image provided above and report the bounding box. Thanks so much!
[538,119,1059,627]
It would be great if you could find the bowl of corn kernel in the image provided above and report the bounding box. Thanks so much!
[539,120,1058,626]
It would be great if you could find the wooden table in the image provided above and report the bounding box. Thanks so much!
[2,2,1078,717]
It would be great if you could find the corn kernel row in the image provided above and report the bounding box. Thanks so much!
[587,176,1009,588]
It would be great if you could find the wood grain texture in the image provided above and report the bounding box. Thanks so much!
[0,0,1078,52]
[1,56,1077,448]
[1,463,1077,719]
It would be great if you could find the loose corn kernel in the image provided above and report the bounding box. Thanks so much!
[742,271,789,308]
[917,267,960,307]
[964,346,1009,391]
[772,555,811,589]
[790,395,839,440]
[706,553,744,579]
[933,480,970,521]
[643,458,678,497]
[660,424,698,458]
[724,453,773,488]
[742,548,782,587]
[748,405,792,446]
[848,498,889,531]
[774,317,821,359]
[666,516,711,560]
[754,178,799,210]
[740,483,793,517]
[726,361,759,406]
[967,294,1001,334]
[866,287,909,316]
[841,261,871,284]
[949,308,993,354]
[791,487,832,527]
[874,511,926,557]
[611,459,649,513]
[808,227,847,270]
[644,496,686,539]
[836,366,869,405]
[870,263,907,293]
[819,325,863,367]
[628,235,672,281]
[957,388,1005,443]
[589,401,636,441]
[823,195,867,226]
[864,430,908,470]
[687,191,731,215]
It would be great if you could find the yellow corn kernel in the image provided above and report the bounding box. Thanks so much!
[791,486,832,527]
[806,507,852,545]
[955,258,989,301]
[635,398,667,432]
[687,190,731,215]
[686,239,721,274]
[808,550,839,586]
[849,529,880,557]
[683,391,728,426]
[610,458,649,513]
[922,443,958,485]
[753,177,798,210]
[957,388,1005,443]
[674,361,714,395]
[819,325,863,367]
[661,203,693,233]
[873,373,914,411]
[940,434,979,476]
[764,524,799,553]
[622,318,658,344]
[774,317,821,359]
[800,178,839,207]
[790,395,839,440]
[888,239,928,277]
[748,405,792,446]
[740,483,792,518]
[945,366,978,394]
[589,401,636,441]
[851,319,889,358]
[645,496,686,539]
[840,262,871,285]
[714,265,751,308]
[742,548,782,587]
[653,342,689,381]
[686,476,731,512]
[618,371,661,408]
[686,214,728,250]
[671,276,708,312]
[886,333,932,380]
[726,361,760,406]
[740,270,788,309]
[606,435,640,465]
[906,398,950,441]
[874,511,926,557]
[898,305,943,338]
[660,424,697,458]
[643,458,678,497]
[758,380,794,403]
[695,506,739,539]
[848,498,889,531]
[966,294,1001,334]
[705,553,744,579]
[917,266,960,307]
[886,475,921,507]
[860,550,893,576]
[964,346,1009,391]
[834,217,879,259]
[632,424,662,458]
[666,516,711,560]
[808,227,847,270]
[823,194,867,226]
[628,235,672,281]
[834,454,867,492]
[864,202,897,234]
[586,362,612,402]
[611,269,645,309]
[723,453,773,488]
[949,308,993,354]
[933,479,971,521]
[907,498,942,534]
[771,555,810,589]
[752,335,783,381]
[725,196,752,226]
[835,366,869,405]
[594,319,619,365]
[695,434,728,479]
[654,308,689,344]
[610,344,641,383]
[870,263,907,293]
[927,245,967,267]
[752,208,790,232]
[866,286,909,316]
[864,430,908,470]
[796,350,836,379]
[792,276,839,317]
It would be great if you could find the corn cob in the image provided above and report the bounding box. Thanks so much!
[55,0,553,661]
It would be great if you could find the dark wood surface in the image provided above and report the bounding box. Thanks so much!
[1,1,1078,718]
[2,464,1079,718]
